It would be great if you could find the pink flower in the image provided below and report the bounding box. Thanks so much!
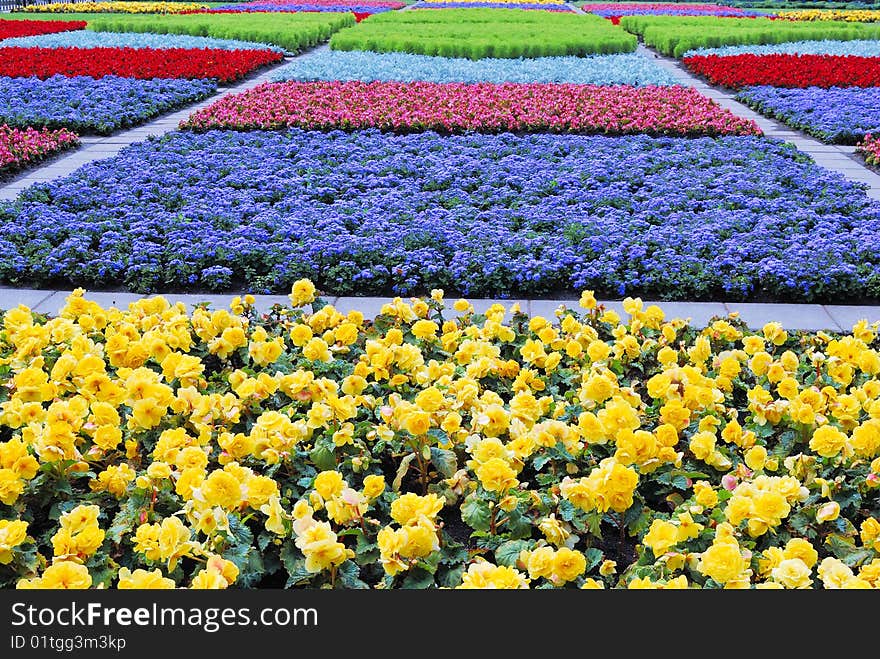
[181,81,761,136]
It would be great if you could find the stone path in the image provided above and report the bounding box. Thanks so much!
[2,286,877,331]
[0,55,294,201]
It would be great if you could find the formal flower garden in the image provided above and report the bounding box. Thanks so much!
[0,2,879,591]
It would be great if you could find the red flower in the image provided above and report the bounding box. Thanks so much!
[0,18,85,40]
[0,47,283,83]
[683,53,880,89]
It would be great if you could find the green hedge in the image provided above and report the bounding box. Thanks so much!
[330,9,637,59]
[8,12,356,52]
[621,14,880,56]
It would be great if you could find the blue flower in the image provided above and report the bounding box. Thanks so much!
[0,129,877,302]
[0,76,216,134]
[735,86,880,144]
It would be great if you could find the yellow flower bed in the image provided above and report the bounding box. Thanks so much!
[22,2,207,14]
[779,9,880,23]
[1,284,878,590]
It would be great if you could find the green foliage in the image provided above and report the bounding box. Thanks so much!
[330,9,637,59]
[620,14,880,56]
[9,12,357,52]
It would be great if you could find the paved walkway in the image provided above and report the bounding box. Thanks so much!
[2,287,877,331]
[0,56,294,201]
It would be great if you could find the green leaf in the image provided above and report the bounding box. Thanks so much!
[559,499,577,522]
[501,510,533,539]
[825,534,874,568]
[584,547,603,572]
[789,512,814,538]
[586,512,602,537]
[461,495,491,533]
[338,561,369,589]
[532,454,551,471]
[85,559,116,589]
[770,429,799,459]
[437,564,465,589]
[401,567,434,589]
[310,443,337,472]
[670,475,689,490]
[107,495,144,543]
[494,539,530,567]
[392,453,417,492]
[227,546,265,588]
[430,447,458,478]
[415,552,442,574]
[280,543,312,587]
[834,489,862,512]
[226,514,254,548]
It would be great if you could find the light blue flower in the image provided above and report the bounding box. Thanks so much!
[684,39,880,58]
[273,50,678,85]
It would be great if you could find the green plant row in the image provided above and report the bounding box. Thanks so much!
[330,9,637,59]
[10,12,356,53]
[620,15,880,56]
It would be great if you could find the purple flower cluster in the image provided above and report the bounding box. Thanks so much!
[735,86,880,145]
[1,129,877,302]
[0,76,216,135]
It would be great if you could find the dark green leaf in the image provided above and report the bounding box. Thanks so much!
[280,543,312,587]
[430,447,458,478]
[309,443,337,472]
[494,539,530,567]
[401,567,434,589]
[461,495,491,533]
[437,564,465,588]
[338,561,369,589]
[584,548,603,571]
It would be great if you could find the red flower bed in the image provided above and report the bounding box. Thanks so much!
[0,19,85,40]
[683,53,880,89]
[0,47,283,83]
[181,80,762,136]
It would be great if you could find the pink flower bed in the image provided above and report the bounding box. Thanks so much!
[0,124,79,175]
[858,133,880,166]
[181,81,761,135]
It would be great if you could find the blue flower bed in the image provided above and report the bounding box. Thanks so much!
[735,86,880,145]
[273,50,678,85]
[0,76,217,135]
[1,129,877,301]
[0,30,285,52]
[684,39,880,58]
